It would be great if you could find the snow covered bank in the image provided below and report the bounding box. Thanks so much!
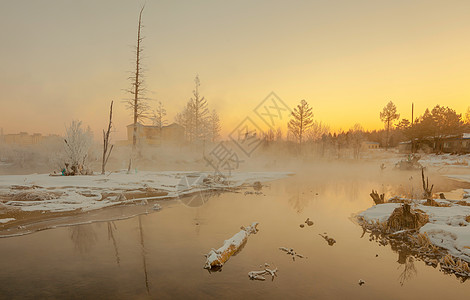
[0,171,291,213]
[359,200,470,263]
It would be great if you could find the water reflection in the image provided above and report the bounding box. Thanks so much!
[361,226,419,286]
[138,216,150,294]
[179,190,223,208]
[107,222,120,266]
[69,224,97,254]
[397,254,417,286]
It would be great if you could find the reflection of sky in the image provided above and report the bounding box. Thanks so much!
[2,1,470,138]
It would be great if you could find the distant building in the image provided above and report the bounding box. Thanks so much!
[121,123,185,146]
[1,132,61,146]
[442,133,470,153]
[399,133,470,154]
[361,141,380,150]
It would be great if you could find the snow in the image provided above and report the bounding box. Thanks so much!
[358,203,402,224]
[0,218,15,224]
[0,171,290,213]
[419,154,470,168]
[360,200,470,262]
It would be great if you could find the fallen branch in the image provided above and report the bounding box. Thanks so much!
[279,247,306,260]
[248,266,278,281]
[204,222,259,270]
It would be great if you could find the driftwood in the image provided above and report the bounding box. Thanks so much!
[248,264,278,281]
[279,247,306,260]
[370,190,385,205]
[319,234,336,246]
[204,222,259,270]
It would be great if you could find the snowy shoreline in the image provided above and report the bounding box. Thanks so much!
[0,171,292,214]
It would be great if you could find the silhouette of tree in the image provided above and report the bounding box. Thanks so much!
[288,99,314,152]
[380,101,400,150]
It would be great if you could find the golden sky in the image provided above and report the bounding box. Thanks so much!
[1,0,469,140]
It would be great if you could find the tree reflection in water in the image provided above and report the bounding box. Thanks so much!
[69,224,97,254]
[107,221,120,266]
[138,215,150,294]
[396,249,417,286]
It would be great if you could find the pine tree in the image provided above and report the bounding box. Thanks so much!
[288,99,314,152]
[380,101,400,150]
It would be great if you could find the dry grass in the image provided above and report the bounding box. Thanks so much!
[441,254,470,274]
[422,198,451,207]
[387,204,429,232]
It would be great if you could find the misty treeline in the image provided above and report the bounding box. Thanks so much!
[256,99,470,159]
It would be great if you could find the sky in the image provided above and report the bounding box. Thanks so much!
[1,0,470,140]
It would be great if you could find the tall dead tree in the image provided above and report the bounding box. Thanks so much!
[102,101,114,174]
[125,6,150,170]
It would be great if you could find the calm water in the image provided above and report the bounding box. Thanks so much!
[1,164,470,299]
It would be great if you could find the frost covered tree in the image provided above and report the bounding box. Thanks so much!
[63,120,93,175]
[209,109,221,143]
[190,75,209,142]
[152,101,168,135]
[175,75,210,145]
[175,102,195,143]
[380,101,400,150]
[124,6,150,167]
[288,99,314,152]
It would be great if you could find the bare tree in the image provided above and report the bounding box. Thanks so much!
[275,127,283,141]
[263,128,275,144]
[125,6,150,169]
[348,123,364,159]
[380,101,400,150]
[209,109,221,143]
[306,121,330,142]
[101,101,114,174]
[288,99,314,152]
